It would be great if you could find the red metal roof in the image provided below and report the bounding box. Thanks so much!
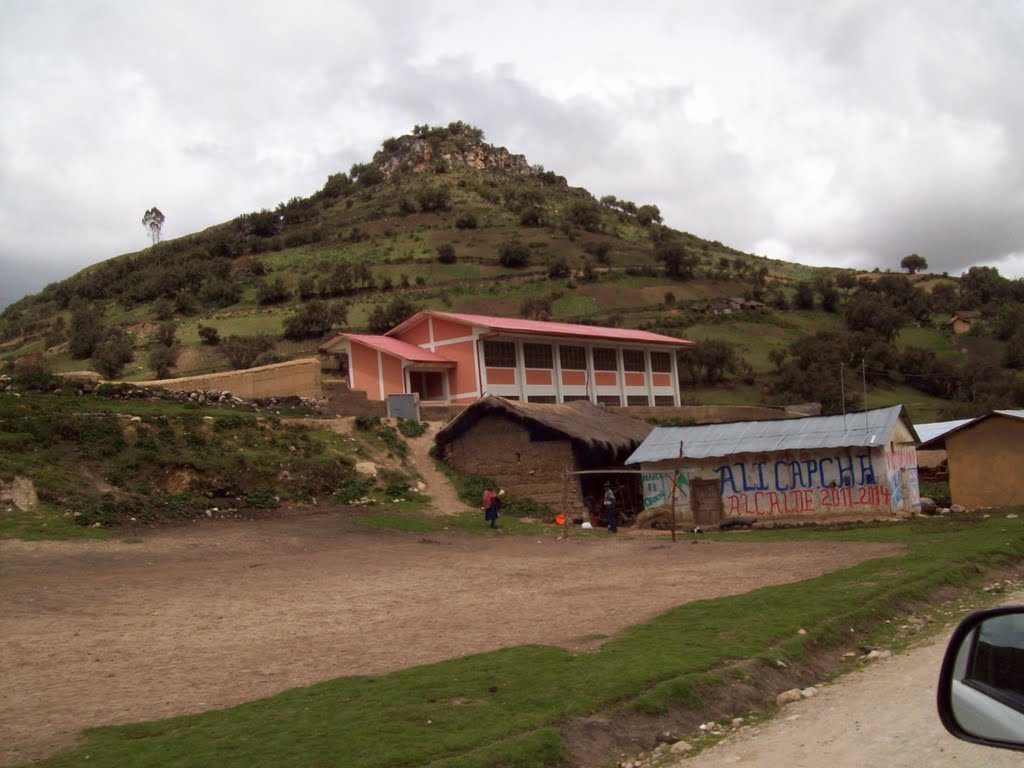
[339,333,456,365]
[388,311,695,347]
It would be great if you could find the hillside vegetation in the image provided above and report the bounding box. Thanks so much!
[2,121,1022,420]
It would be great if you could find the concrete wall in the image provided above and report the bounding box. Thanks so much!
[135,357,322,400]
[440,414,582,511]
[947,417,1024,508]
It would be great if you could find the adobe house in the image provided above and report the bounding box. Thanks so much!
[434,395,653,512]
[319,311,695,407]
[625,405,922,526]
[946,310,981,335]
[918,410,1024,508]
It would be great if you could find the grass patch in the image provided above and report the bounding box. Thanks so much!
[31,513,1024,767]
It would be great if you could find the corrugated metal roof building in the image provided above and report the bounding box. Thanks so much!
[918,410,1024,508]
[625,405,921,526]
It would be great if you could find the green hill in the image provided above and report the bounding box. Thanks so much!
[2,121,1022,421]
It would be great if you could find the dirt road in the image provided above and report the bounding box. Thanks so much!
[0,514,900,765]
[675,591,1024,767]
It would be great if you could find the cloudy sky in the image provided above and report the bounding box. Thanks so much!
[2,0,1023,309]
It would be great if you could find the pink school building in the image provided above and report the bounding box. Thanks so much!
[318,311,695,406]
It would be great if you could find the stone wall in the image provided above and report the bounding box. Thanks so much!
[441,414,581,510]
[323,379,387,418]
[135,357,322,400]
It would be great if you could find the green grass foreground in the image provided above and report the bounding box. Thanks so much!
[30,513,1024,768]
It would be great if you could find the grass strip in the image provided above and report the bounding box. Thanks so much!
[30,513,1024,768]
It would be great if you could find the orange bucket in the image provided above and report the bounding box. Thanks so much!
[555,513,566,526]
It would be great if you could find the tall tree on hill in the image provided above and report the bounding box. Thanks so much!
[142,207,165,246]
[900,253,928,274]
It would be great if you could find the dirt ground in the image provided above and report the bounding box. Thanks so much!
[674,588,1024,768]
[0,513,901,766]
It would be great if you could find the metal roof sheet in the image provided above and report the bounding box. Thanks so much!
[918,409,1024,448]
[388,310,695,347]
[626,405,912,464]
[914,419,974,444]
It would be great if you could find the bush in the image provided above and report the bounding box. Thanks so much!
[498,239,530,268]
[396,419,427,438]
[198,325,220,346]
[245,489,280,509]
[256,277,292,305]
[547,256,571,279]
[455,213,477,230]
[147,345,178,379]
[333,475,373,504]
[354,414,381,431]
[436,244,456,264]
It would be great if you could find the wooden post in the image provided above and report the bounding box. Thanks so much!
[559,467,570,540]
[668,440,684,542]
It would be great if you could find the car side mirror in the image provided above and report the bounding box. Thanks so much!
[937,606,1024,751]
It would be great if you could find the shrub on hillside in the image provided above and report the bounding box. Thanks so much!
[498,239,530,268]
[198,325,220,346]
[256,277,292,305]
[436,244,457,264]
[283,299,339,341]
[219,334,274,370]
[455,212,478,229]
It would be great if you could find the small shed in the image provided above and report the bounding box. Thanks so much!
[434,395,652,512]
[625,405,921,526]
[946,310,981,335]
[918,410,1024,508]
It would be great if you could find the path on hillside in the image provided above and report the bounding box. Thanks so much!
[406,422,475,516]
[672,589,1024,768]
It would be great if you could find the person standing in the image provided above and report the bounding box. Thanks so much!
[603,481,618,533]
[482,486,499,528]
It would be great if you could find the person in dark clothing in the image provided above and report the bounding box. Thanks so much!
[482,486,500,528]
[603,482,618,533]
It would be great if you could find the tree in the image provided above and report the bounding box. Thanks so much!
[843,293,906,342]
[283,299,339,340]
[92,329,135,379]
[567,200,602,232]
[147,345,178,379]
[679,340,744,385]
[900,254,928,274]
[635,204,662,226]
[547,256,571,279]
[152,321,177,347]
[256,277,292,305]
[366,296,419,334]
[219,335,274,369]
[142,207,165,246]
[656,242,697,280]
[794,281,816,310]
[68,299,105,359]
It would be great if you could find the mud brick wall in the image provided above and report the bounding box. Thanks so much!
[442,414,582,510]
[136,358,322,400]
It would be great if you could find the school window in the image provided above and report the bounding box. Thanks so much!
[484,340,516,367]
[527,395,556,404]
[654,395,675,406]
[650,351,671,373]
[592,347,618,371]
[559,345,586,370]
[563,395,590,402]
[627,395,650,406]
[622,349,645,372]
[523,343,553,369]
[597,394,622,406]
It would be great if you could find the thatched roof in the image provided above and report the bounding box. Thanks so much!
[434,395,653,457]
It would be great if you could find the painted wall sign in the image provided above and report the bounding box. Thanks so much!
[642,472,690,510]
[712,451,904,517]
